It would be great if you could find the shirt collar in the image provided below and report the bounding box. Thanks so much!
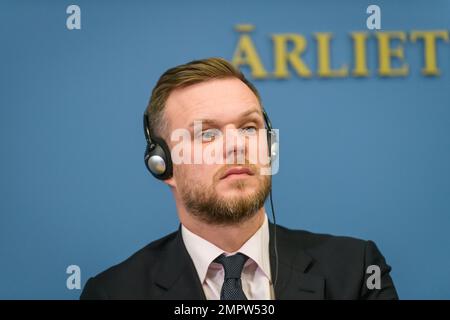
[238,214,271,280]
[181,214,271,284]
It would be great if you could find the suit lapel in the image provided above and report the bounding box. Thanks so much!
[269,223,325,299]
[152,225,206,300]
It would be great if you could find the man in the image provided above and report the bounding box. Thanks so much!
[81,57,398,300]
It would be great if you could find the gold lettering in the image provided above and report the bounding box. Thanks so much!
[232,24,268,79]
[376,32,409,76]
[272,34,312,78]
[410,30,449,76]
[315,33,348,77]
[351,32,370,77]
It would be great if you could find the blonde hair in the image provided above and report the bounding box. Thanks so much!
[145,57,261,138]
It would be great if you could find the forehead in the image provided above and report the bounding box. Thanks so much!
[164,78,261,128]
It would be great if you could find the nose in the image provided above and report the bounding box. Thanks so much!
[223,125,246,164]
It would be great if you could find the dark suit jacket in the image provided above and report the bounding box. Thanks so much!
[80,223,398,300]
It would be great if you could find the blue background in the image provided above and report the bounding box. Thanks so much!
[1,0,449,299]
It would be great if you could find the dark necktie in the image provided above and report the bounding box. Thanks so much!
[214,253,249,300]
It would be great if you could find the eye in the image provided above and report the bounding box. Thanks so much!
[199,128,221,141]
[240,126,257,135]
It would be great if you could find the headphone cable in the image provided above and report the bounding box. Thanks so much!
[269,187,279,291]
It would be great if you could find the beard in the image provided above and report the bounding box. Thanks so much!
[175,164,271,225]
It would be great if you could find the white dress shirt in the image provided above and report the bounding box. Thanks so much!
[181,214,274,300]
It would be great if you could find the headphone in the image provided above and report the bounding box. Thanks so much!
[143,108,278,180]
[143,112,173,180]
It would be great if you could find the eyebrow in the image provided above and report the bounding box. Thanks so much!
[188,108,262,128]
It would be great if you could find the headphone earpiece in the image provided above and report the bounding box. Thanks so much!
[143,114,173,180]
[269,133,278,160]
[262,108,277,163]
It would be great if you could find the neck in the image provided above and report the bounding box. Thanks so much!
[178,206,266,253]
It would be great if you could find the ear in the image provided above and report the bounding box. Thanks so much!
[163,176,176,188]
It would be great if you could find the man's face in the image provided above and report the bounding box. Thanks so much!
[164,77,271,225]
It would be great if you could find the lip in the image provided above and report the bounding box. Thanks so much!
[221,166,254,180]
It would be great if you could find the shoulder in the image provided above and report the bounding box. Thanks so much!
[275,223,370,251]
[274,224,398,299]
[274,224,384,271]
[101,230,178,275]
[80,230,179,299]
